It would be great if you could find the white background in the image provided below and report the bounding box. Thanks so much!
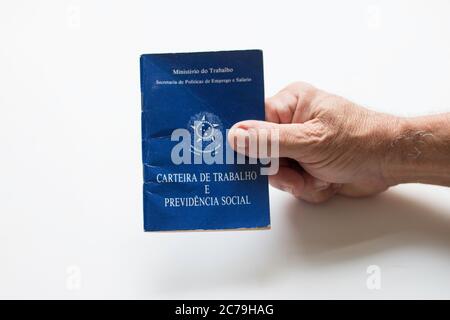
[1,0,450,299]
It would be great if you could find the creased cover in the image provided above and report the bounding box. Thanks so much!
[140,50,270,231]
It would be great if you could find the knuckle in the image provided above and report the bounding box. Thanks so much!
[308,194,328,204]
[279,127,301,147]
[307,189,335,204]
[266,97,284,111]
[301,120,334,148]
[286,81,315,92]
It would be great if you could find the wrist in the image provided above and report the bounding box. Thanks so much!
[382,114,450,186]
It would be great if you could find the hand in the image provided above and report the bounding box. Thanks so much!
[228,82,403,203]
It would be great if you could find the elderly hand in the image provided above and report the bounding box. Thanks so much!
[228,82,450,203]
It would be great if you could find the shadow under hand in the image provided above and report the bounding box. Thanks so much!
[152,189,450,296]
[276,189,450,265]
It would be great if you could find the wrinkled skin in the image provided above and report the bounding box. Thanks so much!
[228,82,401,203]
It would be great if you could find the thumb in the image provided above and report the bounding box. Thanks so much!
[227,120,317,159]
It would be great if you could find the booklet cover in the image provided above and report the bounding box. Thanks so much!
[140,50,270,231]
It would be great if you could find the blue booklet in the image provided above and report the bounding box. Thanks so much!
[140,50,271,231]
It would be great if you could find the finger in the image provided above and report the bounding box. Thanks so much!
[265,89,298,124]
[228,119,324,159]
[266,81,318,124]
[270,166,340,204]
[269,166,305,195]
[298,171,341,203]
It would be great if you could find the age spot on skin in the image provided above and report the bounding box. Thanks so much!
[390,130,434,160]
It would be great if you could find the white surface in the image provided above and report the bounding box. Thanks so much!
[0,0,450,299]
